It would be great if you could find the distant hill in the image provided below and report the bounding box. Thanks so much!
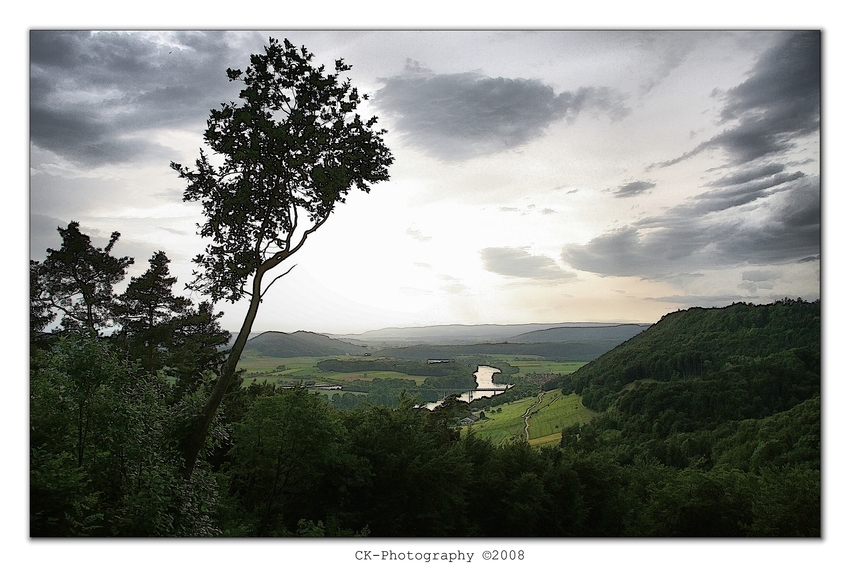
[507,324,648,343]
[331,322,647,346]
[371,340,629,361]
[242,324,650,359]
[245,331,368,358]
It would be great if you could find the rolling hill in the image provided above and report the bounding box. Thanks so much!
[241,323,650,360]
[370,340,626,361]
[562,298,820,412]
[507,323,648,343]
[244,330,368,358]
[331,321,648,346]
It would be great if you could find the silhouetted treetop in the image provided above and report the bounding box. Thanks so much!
[172,37,393,304]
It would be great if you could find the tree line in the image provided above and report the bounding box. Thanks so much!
[31,258,820,535]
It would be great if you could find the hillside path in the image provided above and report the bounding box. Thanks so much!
[523,394,544,442]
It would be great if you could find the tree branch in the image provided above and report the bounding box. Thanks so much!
[260,264,297,298]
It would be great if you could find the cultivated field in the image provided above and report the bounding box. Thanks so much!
[507,357,587,375]
[237,351,432,385]
[466,390,595,447]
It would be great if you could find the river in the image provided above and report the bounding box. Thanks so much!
[424,365,512,410]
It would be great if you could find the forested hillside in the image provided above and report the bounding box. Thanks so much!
[563,298,820,411]
[245,331,368,357]
[553,299,820,536]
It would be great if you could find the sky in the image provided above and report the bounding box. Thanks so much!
[30,30,822,335]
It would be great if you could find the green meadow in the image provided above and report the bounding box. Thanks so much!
[237,351,433,385]
[466,390,595,447]
[508,357,587,376]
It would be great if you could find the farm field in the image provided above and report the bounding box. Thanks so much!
[508,357,586,376]
[237,351,433,385]
[526,391,594,440]
[466,390,595,446]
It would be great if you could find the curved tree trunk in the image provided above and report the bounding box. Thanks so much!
[180,271,265,478]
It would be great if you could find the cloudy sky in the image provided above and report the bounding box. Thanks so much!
[30,30,821,334]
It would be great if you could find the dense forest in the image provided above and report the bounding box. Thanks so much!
[29,222,820,536]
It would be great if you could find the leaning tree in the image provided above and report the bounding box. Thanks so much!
[171,37,393,476]
[34,221,134,334]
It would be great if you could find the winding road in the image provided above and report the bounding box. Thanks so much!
[521,392,562,442]
[522,394,544,442]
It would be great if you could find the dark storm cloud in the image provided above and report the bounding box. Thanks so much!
[613,180,655,198]
[375,62,628,161]
[561,174,820,279]
[30,31,246,167]
[564,32,821,281]
[655,31,820,168]
[637,165,806,223]
[708,163,787,187]
[481,247,576,281]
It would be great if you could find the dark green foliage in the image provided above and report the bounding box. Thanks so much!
[711,396,820,472]
[30,260,53,338]
[748,465,820,536]
[334,396,471,536]
[611,348,819,438]
[223,389,345,535]
[566,300,819,407]
[34,221,134,333]
[115,251,194,371]
[544,299,821,536]
[30,334,221,536]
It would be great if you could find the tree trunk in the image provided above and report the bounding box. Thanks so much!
[180,271,265,478]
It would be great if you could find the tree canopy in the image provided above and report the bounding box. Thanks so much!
[171,37,394,477]
[171,37,393,304]
[33,221,133,334]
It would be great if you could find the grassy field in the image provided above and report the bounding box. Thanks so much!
[238,351,325,385]
[508,357,587,376]
[466,390,595,447]
[237,351,433,386]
